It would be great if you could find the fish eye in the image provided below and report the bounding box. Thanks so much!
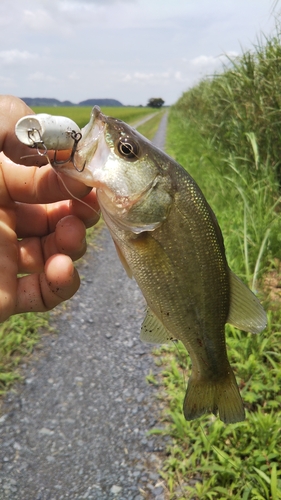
[117,137,139,160]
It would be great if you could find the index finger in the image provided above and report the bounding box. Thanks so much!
[1,153,91,203]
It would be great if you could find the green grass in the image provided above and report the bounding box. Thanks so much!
[149,314,281,499]
[0,313,49,394]
[31,106,159,129]
[147,23,281,500]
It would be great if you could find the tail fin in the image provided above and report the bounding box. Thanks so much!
[183,366,245,424]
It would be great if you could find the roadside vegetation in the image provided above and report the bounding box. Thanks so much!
[0,107,161,399]
[150,23,281,500]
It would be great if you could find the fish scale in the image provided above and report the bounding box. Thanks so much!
[104,191,241,421]
[119,194,229,363]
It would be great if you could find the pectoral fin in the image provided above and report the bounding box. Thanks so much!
[140,308,175,344]
[227,269,267,334]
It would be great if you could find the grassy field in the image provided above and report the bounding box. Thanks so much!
[0,107,162,398]
[149,24,281,500]
[31,105,159,129]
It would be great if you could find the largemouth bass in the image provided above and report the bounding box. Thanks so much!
[29,107,268,423]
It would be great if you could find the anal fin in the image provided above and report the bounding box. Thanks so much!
[140,308,175,344]
[227,269,267,334]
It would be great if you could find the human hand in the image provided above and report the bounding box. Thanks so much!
[0,95,100,323]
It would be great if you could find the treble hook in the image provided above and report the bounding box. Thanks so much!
[52,130,86,172]
[27,128,48,156]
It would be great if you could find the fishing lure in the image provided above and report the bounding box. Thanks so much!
[15,113,85,171]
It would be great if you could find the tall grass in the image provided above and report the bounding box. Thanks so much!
[175,22,281,185]
[166,110,281,287]
[151,21,281,500]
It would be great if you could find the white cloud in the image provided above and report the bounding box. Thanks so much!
[0,75,16,87]
[0,49,38,65]
[61,0,134,5]
[68,72,80,81]
[190,52,239,74]
[191,55,218,67]
[121,74,132,82]
[174,71,189,83]
[28,72,59,83]
[120,71,171,83]
[23,9,53,30]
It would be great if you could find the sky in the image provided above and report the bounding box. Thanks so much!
[0,0,278,106]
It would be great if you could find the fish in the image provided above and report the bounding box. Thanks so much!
[54,106,267,424]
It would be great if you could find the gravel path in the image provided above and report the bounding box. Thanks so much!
[149,112,168,150]
[0,113,170,500]
[131,113,160,129]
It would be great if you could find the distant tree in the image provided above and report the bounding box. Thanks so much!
[147,97,165,108]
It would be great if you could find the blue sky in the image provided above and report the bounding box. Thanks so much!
[0,0,277,106]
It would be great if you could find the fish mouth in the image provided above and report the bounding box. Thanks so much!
[82,106,106,148]
[73,106,107,171]
[52,106,109,186]
[92,105,106,123]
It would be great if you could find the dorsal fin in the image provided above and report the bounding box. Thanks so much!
[227,269,267,334]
